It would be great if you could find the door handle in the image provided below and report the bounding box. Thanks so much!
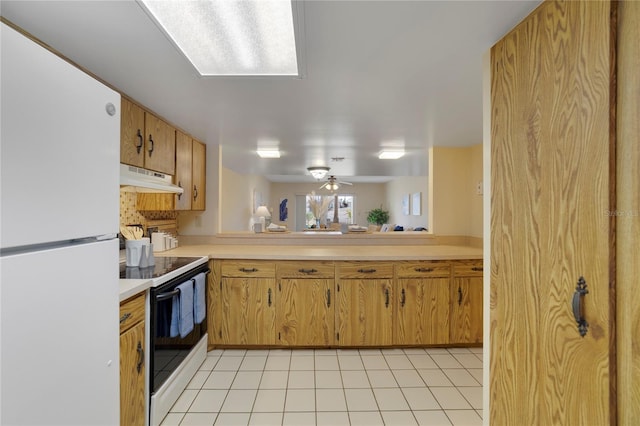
[268,288,272,307]
[148,134,154,156]
[135,129,143,154]
[572,277,589,337]
[327,289,331,307]
[384,288,390,308]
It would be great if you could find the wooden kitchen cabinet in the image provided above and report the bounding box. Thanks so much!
[450,261,483,344]
[394,261,451,345]
[120,97,176,175]
[276,261,335,346]
[218,261,276,345]
[175,132,206,211]
[335,262,394,346]
[119,293,146,426]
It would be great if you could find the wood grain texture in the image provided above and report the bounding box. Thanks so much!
[220,277,275,345]
[192,139,206,211]
[221,260,276,278]
[144,112,175,175]
[276,260,335,278]
[174,131,193,211]
[277,278,334,346]
[336,261,394,279]
[490,1,613,424]
[616,1,640,422]
[120,320,145,426]
[450,276,482,344]
[394,260,451,278]
[395,277,450,345]
[335,279,393,346]
[119,292,145,334]
[120,98,145,167]
[208,259,221,347]
[135,193,175,211]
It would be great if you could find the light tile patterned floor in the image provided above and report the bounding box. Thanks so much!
[160,347,483,426]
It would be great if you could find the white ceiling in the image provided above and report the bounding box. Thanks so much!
[1,0,539,183]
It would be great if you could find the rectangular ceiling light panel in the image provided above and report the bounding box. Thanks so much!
[140,0,298,76]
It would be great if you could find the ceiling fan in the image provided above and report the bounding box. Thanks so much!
[319,175,352,191]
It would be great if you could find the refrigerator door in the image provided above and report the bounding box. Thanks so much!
[0,239,120,425]
[1,23,120,249]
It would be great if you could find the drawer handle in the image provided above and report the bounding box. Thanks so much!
[401,288,406,307]
[136,341,144,373]
[239,268,258,273]
[120,312,131,324]
[471,267,483,272]
[357,268,377,274]
[415,267,434,273]
[298,268,318,274]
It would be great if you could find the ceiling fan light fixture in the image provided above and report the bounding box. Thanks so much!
[307,166,330,180]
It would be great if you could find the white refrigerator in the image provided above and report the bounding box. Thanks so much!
[1,22,121,425]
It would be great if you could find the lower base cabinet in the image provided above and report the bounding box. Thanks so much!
[119,294,146,426]
[209,259,482,348]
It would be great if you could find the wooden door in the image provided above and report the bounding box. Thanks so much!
[449,276,482,344]
[277,278,334,346]
[175,131,193,210]
[120,98,145,167]
[220,277,276,345]
[120,320,145,426]
[395,277,450,345]
[335,279,393,346]
[490,1,614,424]
[192,139,206,211]
[144,112,175,175]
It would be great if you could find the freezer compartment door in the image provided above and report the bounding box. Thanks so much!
[0,239,120,425]
[1,23,120,249]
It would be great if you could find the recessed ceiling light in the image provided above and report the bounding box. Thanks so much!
[307,166,330,179]
[139,0,299,76]
[378,150,405,160]
[257,149,281,158]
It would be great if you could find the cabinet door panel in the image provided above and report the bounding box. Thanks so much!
[395,277,450,345]
[450,277,482,344]
[175,131,193,210]
[336,279,392,346]
[220,277,275,345]
[120,321,145,426]
[192,140,206,211]
[120,98,145,167]
[144,113,175,175]
[277,278,334,346]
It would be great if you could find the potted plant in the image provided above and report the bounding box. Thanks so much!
[367,206,390,226]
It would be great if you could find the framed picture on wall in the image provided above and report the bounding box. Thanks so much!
[402,194,410,215]
[412,192,421,215]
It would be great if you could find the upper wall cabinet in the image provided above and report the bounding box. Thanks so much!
[175,131,206,211]
[120,98,175,175]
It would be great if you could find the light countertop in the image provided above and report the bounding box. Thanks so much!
[160,244,483,261]
[119,278,152,302]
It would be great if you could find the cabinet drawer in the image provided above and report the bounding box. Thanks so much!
[277,261,335,278]
[336,261,394,279]
[395,261,451,278]
[452,260,484,277]
[221,260,276,278]
[120,293,146,334]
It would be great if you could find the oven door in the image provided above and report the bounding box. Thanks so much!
[149,262,209,394]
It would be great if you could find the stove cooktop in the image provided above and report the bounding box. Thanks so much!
[119,256,202,280]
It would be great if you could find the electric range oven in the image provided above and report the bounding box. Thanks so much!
[120,256,210,426]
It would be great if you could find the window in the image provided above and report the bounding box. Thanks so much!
[306,194,354,227]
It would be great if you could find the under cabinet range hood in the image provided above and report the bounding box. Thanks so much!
[119,164,184,194]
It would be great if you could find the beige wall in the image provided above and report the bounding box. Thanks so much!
[270,182,388,230]
[431,144,483,237]
[386,176,429,230]
[218,167,271,232]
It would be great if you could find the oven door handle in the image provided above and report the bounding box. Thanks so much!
[156,288,180,302]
